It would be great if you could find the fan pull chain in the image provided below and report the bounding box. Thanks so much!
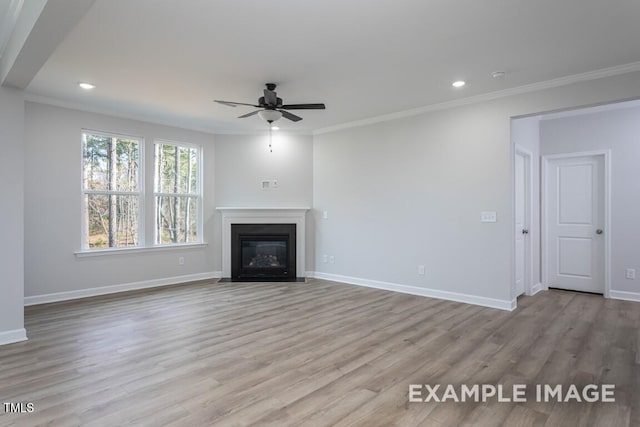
[269,125,273,153]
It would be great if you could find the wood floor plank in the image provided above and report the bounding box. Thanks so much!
[0,280,638,426]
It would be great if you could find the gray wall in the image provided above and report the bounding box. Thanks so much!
[214,133,313,207]
[214,133,315,271]
[24,102,217,297]
[0,87,25,342]
[14,71,640,312]
[540,105,640,294]
[313,71,640,304]
[23,105,316,298]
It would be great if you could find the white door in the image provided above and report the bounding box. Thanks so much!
[545,155,605,293]
[514,151,529,297]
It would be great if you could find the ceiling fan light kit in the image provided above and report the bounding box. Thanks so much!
[258,110,282,123]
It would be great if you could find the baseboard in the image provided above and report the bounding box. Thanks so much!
[309,271,515,311]
[0,328,27,346]
[530,282,543,296]
[24,271,222,306]
[609,290,640,303]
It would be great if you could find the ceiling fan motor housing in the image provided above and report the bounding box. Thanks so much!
[258,96,283,108]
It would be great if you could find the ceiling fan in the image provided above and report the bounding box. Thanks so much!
[214,83,325,123]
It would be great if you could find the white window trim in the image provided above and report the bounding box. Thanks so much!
[80,129,145,251]
[75,242,208,258]
[153,139,204,246]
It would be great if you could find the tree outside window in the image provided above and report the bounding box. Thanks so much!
[154,142,201,245]
[82,132,141,249]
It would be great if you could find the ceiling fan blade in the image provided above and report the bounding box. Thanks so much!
[280,110,303,122]
[281,103,326,110]
[214,100,259,108]
[263,89,278,106]
[238,110,261,118]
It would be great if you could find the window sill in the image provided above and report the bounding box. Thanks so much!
[75,243,208,258]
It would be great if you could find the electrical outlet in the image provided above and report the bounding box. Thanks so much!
[626,268,636,279]
[418,265,425,275]
[329,256,335,264]
[323,210,328,220]
[178,257,185,265]
[322,254,328,263]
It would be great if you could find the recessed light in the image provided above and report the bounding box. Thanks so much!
[491,71,506,79]
[271,126,280,131]
[78,82,95,90]
[452,80,466,88]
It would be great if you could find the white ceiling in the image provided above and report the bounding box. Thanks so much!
[24,0,640,133]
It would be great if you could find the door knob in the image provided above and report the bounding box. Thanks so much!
[596,229,603,235]
[522,229,529,235]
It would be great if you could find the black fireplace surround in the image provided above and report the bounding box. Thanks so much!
[231,223,296,281]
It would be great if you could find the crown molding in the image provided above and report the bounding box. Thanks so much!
[313,61,640,136]
[24,93,314,136]
[24,61,640,138]
[24,93,221,135]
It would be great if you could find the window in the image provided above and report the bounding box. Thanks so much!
[80,133,203,253]
[82,131,142,249]
[154,141,201,245]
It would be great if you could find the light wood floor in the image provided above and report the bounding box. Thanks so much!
[0,279,638,426]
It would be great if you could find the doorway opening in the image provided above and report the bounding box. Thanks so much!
[510,99,640,302]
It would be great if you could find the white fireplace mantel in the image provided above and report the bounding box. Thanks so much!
[217,207,310,278]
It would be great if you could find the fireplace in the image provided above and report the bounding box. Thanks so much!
[231,223,296,281]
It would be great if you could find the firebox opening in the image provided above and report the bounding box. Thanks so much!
[231,223,296,281]
[242,241,288,269]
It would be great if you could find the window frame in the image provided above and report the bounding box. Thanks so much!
[80,129,145,251]
[153,139,203,246]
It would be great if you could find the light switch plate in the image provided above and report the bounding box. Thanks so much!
[261,180,270,190]
[481,211,497,222]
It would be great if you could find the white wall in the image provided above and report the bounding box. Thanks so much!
[0,86,26,344]
[512,116,541,291]
[540,105,640,295]
[214,133,313,207]
[313,71,640,308]
[24,102,217,298]
[214,133,315,271]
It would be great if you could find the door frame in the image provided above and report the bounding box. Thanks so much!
[514,145,534,297]
[541,150,611,297]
